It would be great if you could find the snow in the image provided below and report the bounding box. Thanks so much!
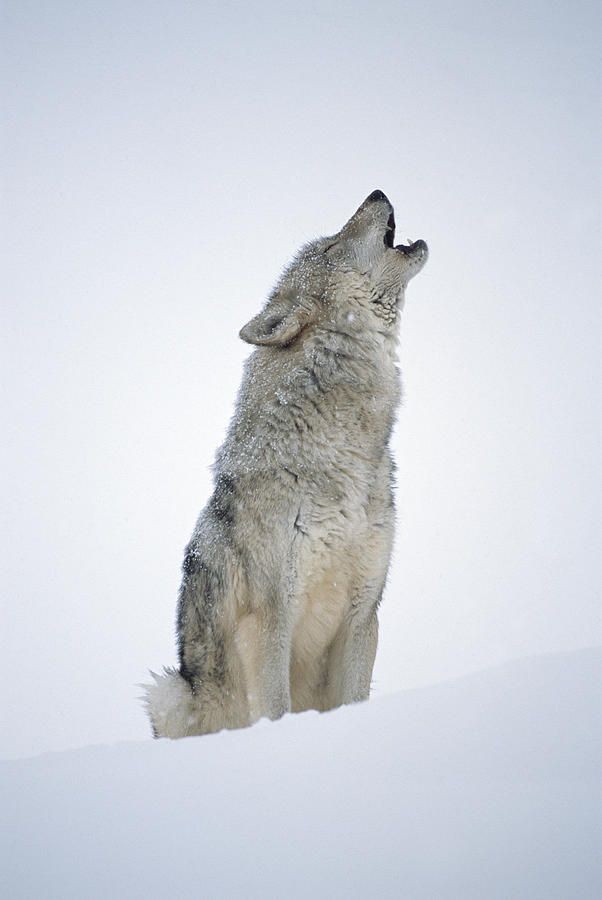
[2,648,600,899]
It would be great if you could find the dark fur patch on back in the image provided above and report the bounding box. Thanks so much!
[177,548,228,686]
[179,660,195,688]
[208,473,237,526]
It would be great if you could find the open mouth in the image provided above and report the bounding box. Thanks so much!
[384,211,427,255]
[384,212,396,248]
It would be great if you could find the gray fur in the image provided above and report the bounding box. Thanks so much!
[143,190,428,738]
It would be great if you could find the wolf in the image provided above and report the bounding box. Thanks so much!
[143,189,428,738]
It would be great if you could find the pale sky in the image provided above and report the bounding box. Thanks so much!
[2,0,600,758]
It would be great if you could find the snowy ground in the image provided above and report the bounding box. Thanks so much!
[2,647,600,899]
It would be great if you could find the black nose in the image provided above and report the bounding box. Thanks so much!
[366,189,390,205]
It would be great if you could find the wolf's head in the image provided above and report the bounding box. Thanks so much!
[240,190,428,346]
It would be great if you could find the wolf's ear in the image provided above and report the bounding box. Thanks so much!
[239,299,314,347]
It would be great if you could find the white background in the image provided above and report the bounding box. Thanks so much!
[2,0,600,758]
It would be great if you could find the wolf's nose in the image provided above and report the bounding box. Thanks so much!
[366,189,390,205]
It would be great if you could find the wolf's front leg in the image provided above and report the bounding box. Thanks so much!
[235,603,292,723]
[327,600,380,707]
[327,476,393,708]
[259,603,294,720]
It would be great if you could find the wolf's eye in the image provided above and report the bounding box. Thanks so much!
[322,240,338,255]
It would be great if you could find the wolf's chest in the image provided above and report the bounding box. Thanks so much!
[289,493,367,651]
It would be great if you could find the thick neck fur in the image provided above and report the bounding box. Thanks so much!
[218,292,401,482]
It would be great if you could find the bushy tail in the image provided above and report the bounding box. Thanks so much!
[140,663,251,739]
[140,668,196,739]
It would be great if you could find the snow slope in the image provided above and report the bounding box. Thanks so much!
[2,648,600,899]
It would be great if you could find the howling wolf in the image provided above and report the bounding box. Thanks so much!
[144,190,428,738]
